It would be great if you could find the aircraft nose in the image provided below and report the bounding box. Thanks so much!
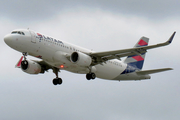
[4,34,13,46]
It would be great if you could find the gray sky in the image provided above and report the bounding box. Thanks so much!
[1,0,180,22]
[0,0,180,120]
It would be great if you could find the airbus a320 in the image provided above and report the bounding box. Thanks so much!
[4,29,175,85]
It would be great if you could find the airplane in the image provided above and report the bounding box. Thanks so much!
[4,29,175,85]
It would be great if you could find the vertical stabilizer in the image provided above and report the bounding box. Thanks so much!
[124,37,149,70]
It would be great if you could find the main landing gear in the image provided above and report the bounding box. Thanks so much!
[86,73,96,80]
[52,68,62,85]
[86,66,96,80]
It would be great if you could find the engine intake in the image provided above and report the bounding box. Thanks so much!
[70,52,92,66]
[21,60,42,74]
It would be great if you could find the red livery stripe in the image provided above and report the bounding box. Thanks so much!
[37,33,42,37]
[138,39,148,46]
[17,56,23,67]
[132,55,144,61]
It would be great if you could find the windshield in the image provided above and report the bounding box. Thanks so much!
[11,31,25,35]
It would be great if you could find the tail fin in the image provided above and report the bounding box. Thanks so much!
[124,37,149,70]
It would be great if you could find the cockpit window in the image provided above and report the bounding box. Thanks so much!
[11,31,25,35]
[11,31,17,34]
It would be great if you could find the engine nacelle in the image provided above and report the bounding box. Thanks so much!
[21,60,41,74]
[70,52,92,66]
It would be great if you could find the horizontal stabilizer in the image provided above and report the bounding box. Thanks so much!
[136,68,173,75]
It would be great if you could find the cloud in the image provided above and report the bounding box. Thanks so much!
[0,0,179,23]
[0,6,180,120]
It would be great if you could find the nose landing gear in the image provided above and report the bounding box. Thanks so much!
[22,52,28,60]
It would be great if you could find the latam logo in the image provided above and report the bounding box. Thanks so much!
[37,33,43,42]
[36,33,64,44]
[37,33,43,37]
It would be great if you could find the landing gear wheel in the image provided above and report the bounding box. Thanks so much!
[86,74,91,80]
[86,73,96,80]
[91,73,96,79]
[53,78,63,85]
[53,79,58,85]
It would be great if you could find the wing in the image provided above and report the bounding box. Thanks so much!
[90,32,176,65]
[35,60,53,72]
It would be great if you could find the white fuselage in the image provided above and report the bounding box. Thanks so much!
[4,29,150,81]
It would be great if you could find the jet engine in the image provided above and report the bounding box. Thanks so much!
[21,60,42,74]
[70,52,92,66]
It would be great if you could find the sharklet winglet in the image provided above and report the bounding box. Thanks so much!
[167,31,176,44]
[15,56,23,68]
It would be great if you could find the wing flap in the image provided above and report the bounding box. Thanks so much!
[136,68,173,75]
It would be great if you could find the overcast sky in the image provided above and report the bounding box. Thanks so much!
[0,0,180,120]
